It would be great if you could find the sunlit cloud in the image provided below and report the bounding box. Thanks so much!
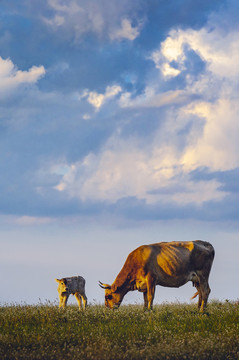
[151,26,239,79]
[181,98,239,172]
[81,85,122,110]
[0,56,45,96]
[1,0,239,222]
[53,133,226,205]
[52,18,239,208]
[148,22,239,177]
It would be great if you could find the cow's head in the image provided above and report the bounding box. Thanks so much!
[99,281,123,309]
[55,278,69,295]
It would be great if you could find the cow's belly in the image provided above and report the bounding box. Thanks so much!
[156,276,188,288]
[134,270,198,291]
[156,271,197,288]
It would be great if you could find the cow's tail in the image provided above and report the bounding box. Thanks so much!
[191,291,199,300]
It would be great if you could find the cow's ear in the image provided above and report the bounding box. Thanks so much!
[55,278,60,283]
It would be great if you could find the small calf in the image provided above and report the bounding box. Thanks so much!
[55,276,87,310]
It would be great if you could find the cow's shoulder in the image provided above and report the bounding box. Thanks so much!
[128,244,154,264]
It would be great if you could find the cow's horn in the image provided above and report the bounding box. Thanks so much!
[99,281,111,289]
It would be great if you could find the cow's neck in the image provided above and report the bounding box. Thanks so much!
[113,274,134,295]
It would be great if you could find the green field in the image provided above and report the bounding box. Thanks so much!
[0,301,238,359]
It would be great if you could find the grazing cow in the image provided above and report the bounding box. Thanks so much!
[55,276,87,310]
[99,241,214,312]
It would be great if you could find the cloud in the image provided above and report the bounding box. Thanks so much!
[181,98,239,172]
[14,216,55,226]
[43,0,143,42]
[0,57,45,96]
[53,132,226,206]
[147,22,239,176]
[151,26,239,80]
[52,14,239,210]
[81,85,122,110]
[1,0,239,223]
[119,88,189,108]
[110,18,141,41]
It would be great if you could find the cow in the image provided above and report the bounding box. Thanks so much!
[99,240,215,312]
[55,276,87,310]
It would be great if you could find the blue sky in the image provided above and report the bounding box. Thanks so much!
[0,0,239,305]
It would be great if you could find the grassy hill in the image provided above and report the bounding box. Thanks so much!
[0,301,238,359]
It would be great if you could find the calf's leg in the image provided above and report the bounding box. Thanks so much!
[81,293,87,310]
[59,295,68,309]
[75,293,83,310]
[75,292,87,310]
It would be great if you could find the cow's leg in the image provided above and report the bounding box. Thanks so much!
[199,280,211,312]
[75,293,83,310]
[193,282,202,310]
[146,275,156,310]
[143,291,148,308]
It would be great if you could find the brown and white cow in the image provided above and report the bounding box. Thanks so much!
[56,276,87,310]
[99,240,214,312]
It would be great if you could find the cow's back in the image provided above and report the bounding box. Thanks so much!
[148,242,195,276]
[122,241,195,273]
[132,241,214,277]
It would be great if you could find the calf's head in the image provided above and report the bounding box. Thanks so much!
[99,281,123,309]
[55,278,69,295]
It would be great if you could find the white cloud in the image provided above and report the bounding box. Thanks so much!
[110,18,140,41]
[0,57,45,95]
[181,98,239,172]
[54,133,226,205]
[151,26,239,80]
[44,0,142,42]
[53,20,239,206]
[161,63,181,77]
[161,33,185,62]
[81,85,122,110]
[150,34,185,78]
[154,25,239,174]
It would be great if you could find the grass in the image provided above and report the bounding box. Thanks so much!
[0,301,238,359]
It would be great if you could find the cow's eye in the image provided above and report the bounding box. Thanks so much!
[106,295,112,300]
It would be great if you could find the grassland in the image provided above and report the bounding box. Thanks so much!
[0,301,238,359]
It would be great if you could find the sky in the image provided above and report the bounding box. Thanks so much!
[0,0,239,306]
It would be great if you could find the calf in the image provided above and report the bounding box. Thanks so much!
[55,276,87,310]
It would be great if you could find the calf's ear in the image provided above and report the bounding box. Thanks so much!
[55,278,60,283]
